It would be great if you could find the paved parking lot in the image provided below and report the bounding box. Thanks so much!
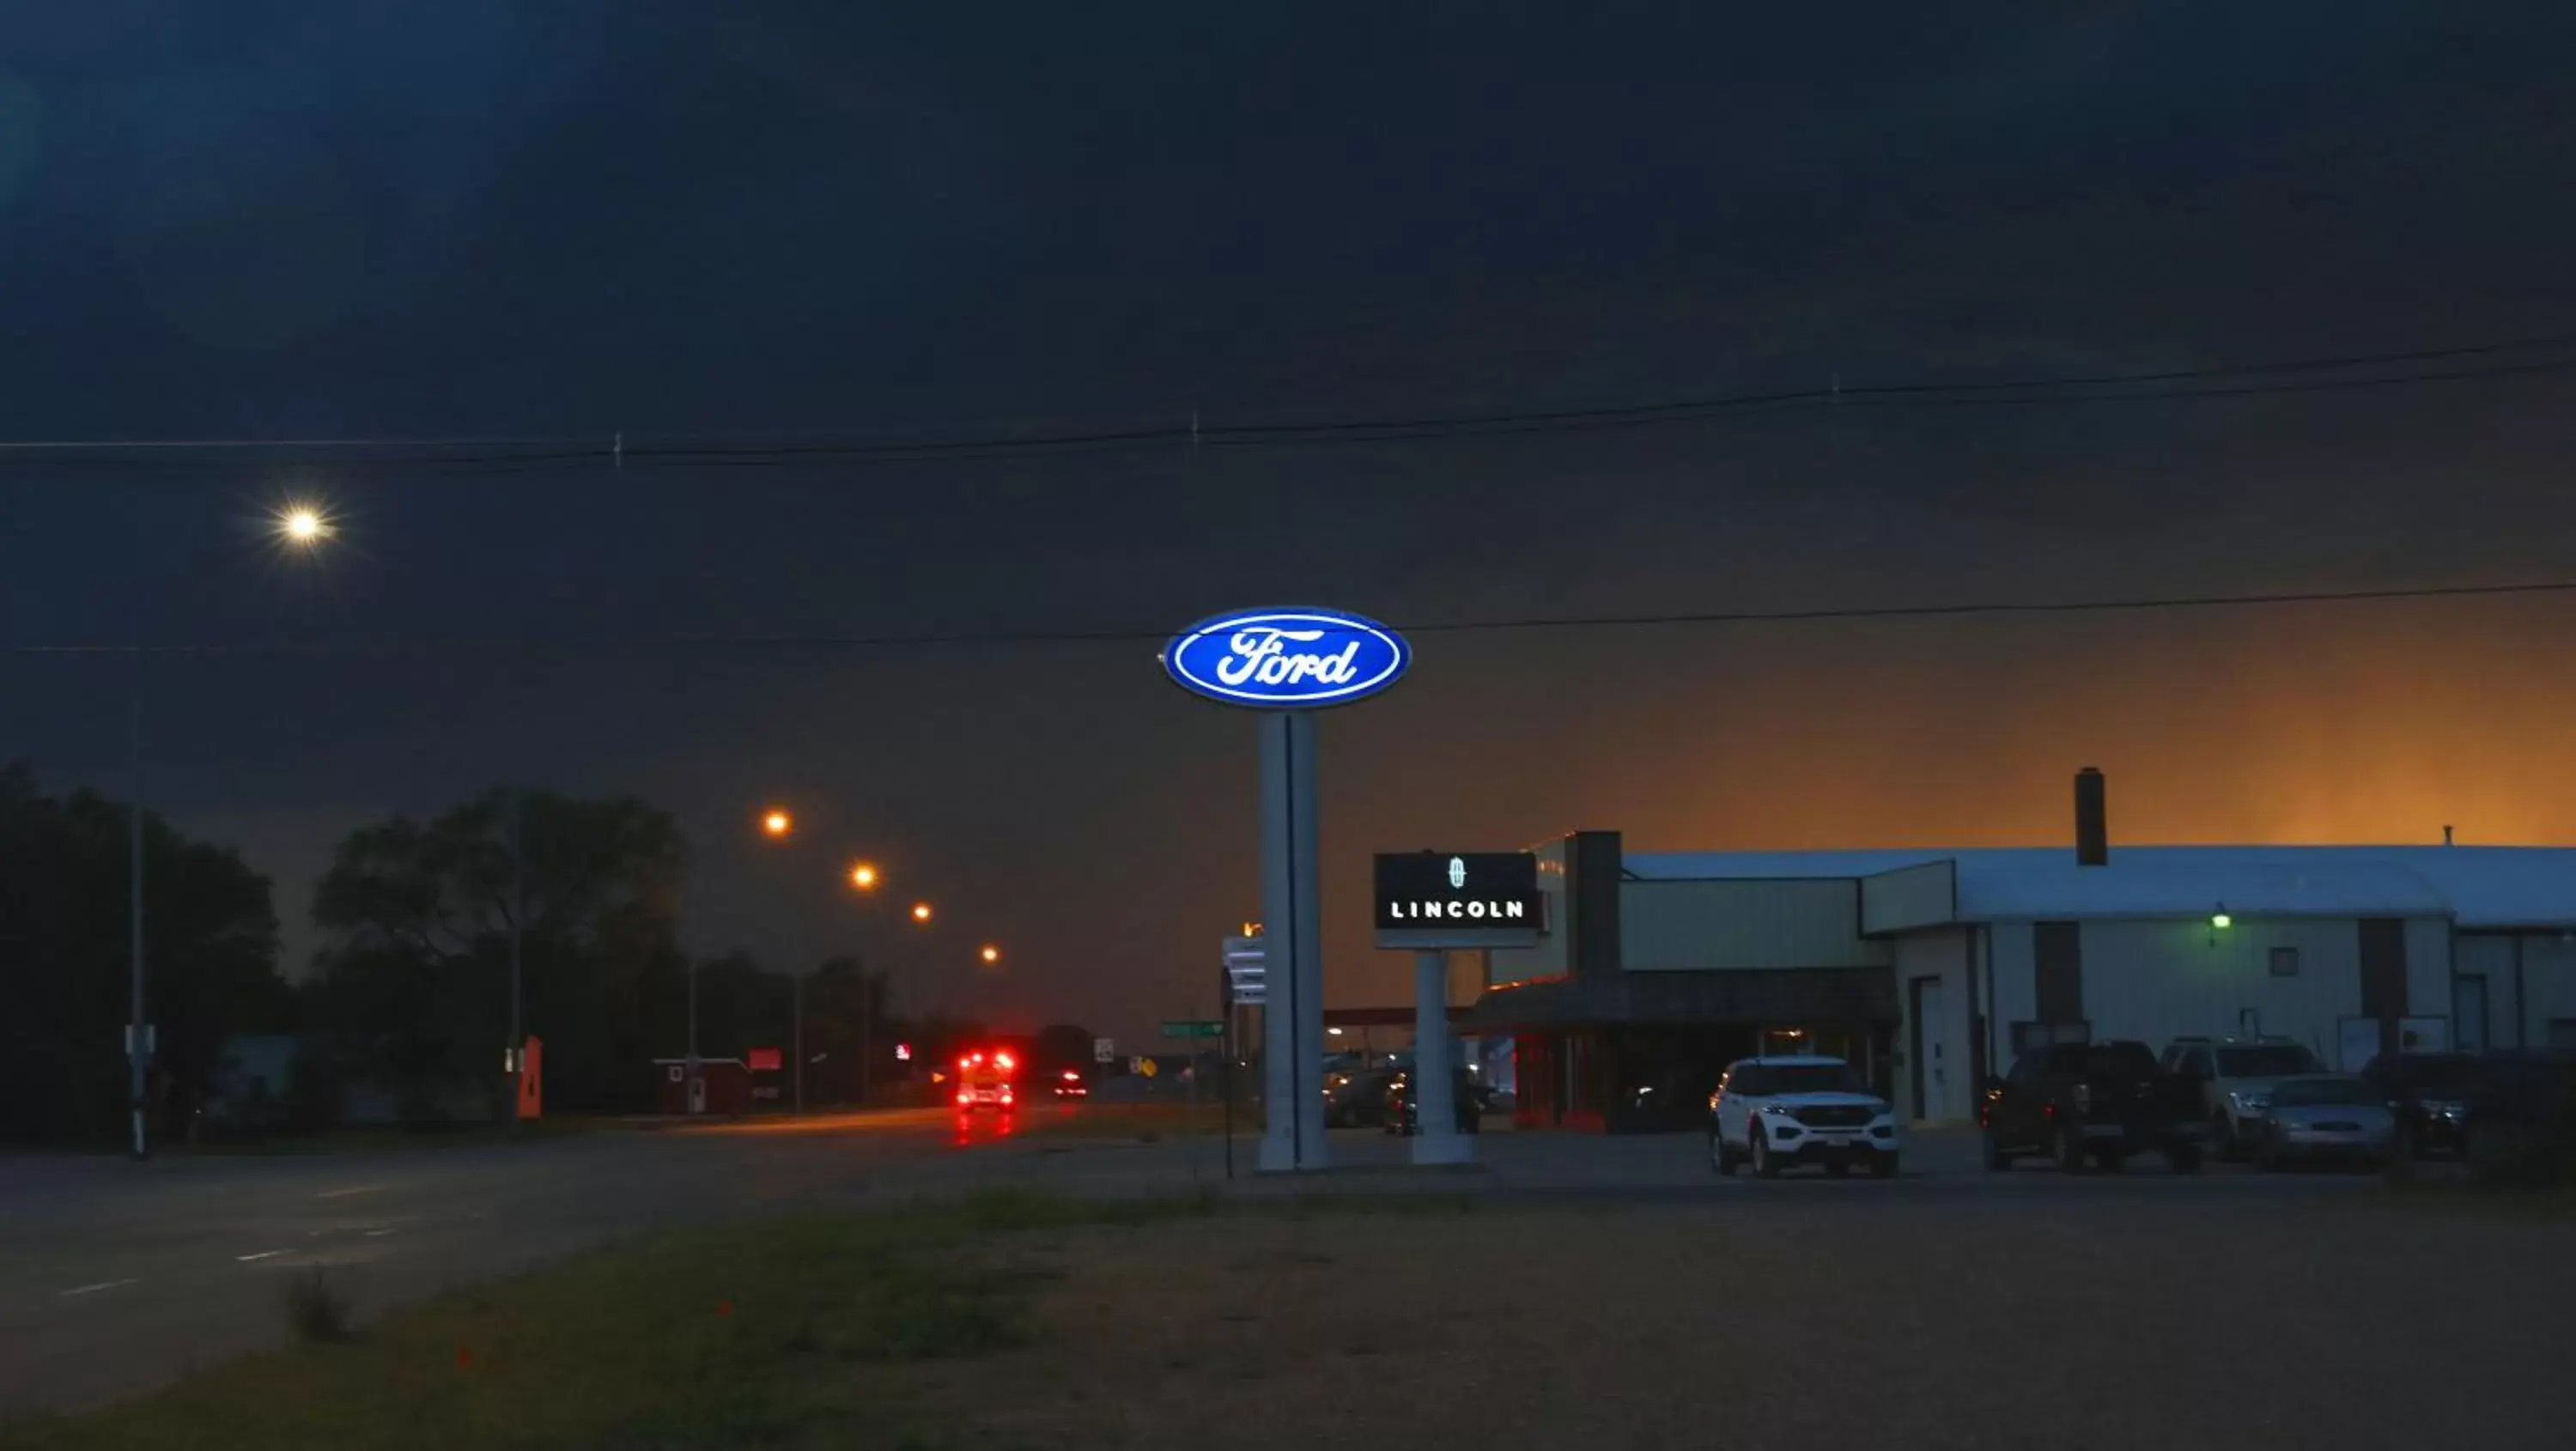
[941,1154,2576,1451]
[1151,1121,2388,1205]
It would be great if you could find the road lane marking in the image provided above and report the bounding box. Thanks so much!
[314,1184,386,1199]
[59,1280,137,1297]
[364,1228,398,1237]
[235,1250,292,1263]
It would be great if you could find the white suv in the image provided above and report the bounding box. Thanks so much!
[1708,1055,1900,1179]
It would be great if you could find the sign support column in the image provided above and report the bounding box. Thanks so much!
[1374,850,1547,1169]
[1258,709,1327,1172]
[1410,948,1470,1164]
[1164,607,1409,1175]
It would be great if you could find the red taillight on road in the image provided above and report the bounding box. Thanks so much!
[956,1090,972,1106]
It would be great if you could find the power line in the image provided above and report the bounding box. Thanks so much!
[3,332,2572,472]
[6,577,2568,659]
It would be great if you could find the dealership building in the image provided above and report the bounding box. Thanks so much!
[1466,770,2576,1131]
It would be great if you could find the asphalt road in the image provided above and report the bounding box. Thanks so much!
[0,1108,1054,1418]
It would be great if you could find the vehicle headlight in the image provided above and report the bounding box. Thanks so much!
[1758,1103,1795,1116]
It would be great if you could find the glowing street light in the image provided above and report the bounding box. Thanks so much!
[848,861,879,891]
[979,944,1001,965]
[911,901,934,924]
[275,502,333,547]
[761,808,793,839]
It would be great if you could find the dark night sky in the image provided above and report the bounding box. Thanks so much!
[5,3,2576,1043]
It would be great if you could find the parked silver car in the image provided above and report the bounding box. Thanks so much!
[2251,1074,2397,1171]
[2163,1035,2328,1159]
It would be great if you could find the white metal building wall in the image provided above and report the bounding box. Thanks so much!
[1860,860,1956,935]
[1892,927,1971,1122]
[2074,917,2421,1061]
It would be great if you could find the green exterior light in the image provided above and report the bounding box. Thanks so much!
[2211,908,2233,930]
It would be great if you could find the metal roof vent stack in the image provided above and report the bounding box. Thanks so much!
[2075,768,2108,866]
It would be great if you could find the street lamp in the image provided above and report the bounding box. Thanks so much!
[125,500,335,1160]
[761,807,793,839]
[979,944,1001,965]
[912,901,934,924]
[848,861,879,892]
[276,503,333,547]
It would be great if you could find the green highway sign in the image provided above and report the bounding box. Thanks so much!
[1161,1020,1225,1039]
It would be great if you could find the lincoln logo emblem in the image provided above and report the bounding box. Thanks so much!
[1447,857,1467,889]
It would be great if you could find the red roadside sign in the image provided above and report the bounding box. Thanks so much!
[746,1046,782,1072]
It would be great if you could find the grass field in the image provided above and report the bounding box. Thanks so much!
[0,1191,1219,1451]
[9,1182,2573,1450]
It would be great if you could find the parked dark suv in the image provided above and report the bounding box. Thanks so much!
[2360,1051,2481,1159]
[2455,1050,2576,1187]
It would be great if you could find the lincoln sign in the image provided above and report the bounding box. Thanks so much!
[1372,852,1546,948]
[1160,607,1411,709]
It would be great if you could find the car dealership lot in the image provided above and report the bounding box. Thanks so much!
[1234,1121,2328,1203]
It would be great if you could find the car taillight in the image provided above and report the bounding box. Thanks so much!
[956,1090,972,1106]
[2074,1084,2092,1114]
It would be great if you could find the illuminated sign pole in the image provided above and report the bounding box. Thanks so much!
[1258,713,1321,1171]
[1374,852,1546,1166]
[1165,608,1411,1173]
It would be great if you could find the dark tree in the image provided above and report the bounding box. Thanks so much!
[799,955,894,1104]
[0,763,285,1146]
[307,787,686,1117]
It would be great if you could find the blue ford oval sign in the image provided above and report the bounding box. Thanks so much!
[1162,607,1411,709]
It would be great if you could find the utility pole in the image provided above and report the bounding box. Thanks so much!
[127,631,148,1162]
[507,788,525,1122]
[791,969,804,1115]
[858,968,874,1108]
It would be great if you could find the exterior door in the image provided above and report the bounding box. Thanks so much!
[1909,976,1949,1121]
[2452,977,2489,1054]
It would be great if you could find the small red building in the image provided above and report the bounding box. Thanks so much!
[652,1058,750,1116]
